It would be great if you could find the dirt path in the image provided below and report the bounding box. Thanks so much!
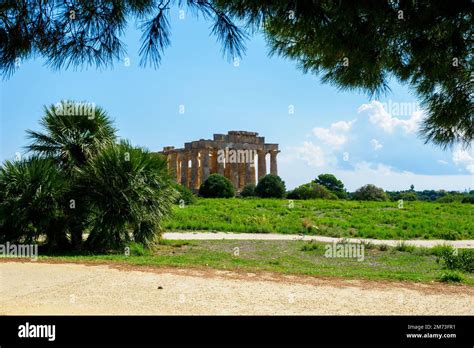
[1,262,472,315]
[163,232,474,249]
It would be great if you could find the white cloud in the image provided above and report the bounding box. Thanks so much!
[358,101,423,134]
[452,147,474,174]
[312,119,355,149]
[370,139,383,151]
[353,161,413,176]
[437,159,448,165]
[282,141,328,167]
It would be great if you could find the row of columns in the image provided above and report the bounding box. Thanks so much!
[167,149,278,192]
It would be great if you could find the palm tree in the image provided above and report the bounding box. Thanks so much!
[25,101,117,248]
[26,101,117,172]
[77,140,178,250]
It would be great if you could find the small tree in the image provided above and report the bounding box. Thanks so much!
[240,184,256,197]
[398,192,417,201]
[26,102,117,249]
[352,184,388,201]
[255,174,286,198]
[315,173,347,198]
[199,174,235,198]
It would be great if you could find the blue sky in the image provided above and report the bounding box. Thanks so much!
[1,6,473,191]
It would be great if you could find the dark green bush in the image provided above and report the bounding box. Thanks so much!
[397,191,418,201]
[436,194,463,203]
[352,184,388,201]
[198,174,235,198]
[461,195,474,204]
[77,141,178,250]
[436,248,474,273]
[287,183,337,200]
[174,183,196,205]
[240,184,256,197]
[255,174,286,198]
[0,157,69,248]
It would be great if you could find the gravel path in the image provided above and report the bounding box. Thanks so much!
[163,232,474,248]
[1,262,472,315]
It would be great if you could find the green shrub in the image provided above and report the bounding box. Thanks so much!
[438,270,463,283]
[378,244,389,251]
[255,174,286,198]
[314,173,347,198]
[240,184,256,197]
[397,192,418,201]
[199,174,235,198]
[436,248,474,273]
[174,183,196,205]
[352,184,388,201]
[0,157,69,248]
[128,242,150,256]
[300,241,322,252]
[461,195,474,204]
[77,141,178,250]
[430,244,456,257]
[287,183,337,200]
[394,241,416,253]
[436,194,463,203]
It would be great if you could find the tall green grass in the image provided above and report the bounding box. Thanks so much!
[163,198,474,240]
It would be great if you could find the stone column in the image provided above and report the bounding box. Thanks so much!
[216,148,225,175]
[170,152,178,181]
[200,148,210,183]
[230,162,239,190]
[270,150,278,176]
[245,151,256,185]
[180,151,189,187]
[190,150,199,191]
[175,153,181,182]
[258,149,267,179]
[211,148,218,174]
[238,162,246,190]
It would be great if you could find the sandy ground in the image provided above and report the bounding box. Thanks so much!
[1,261,473,315]
[163,232,474,249]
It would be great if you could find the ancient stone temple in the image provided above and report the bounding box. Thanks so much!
[159,131,279,192]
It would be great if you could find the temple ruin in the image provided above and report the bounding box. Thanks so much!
[159,131,279,192]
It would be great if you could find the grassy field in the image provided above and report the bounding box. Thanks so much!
[163,198,474,240]
[37,240,474,285]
